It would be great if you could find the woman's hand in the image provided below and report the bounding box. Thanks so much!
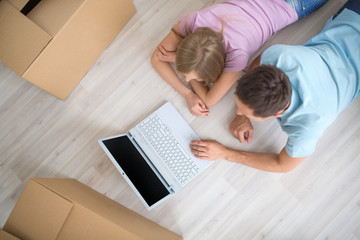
[155,45,176,63]
[190,140,228,161]
[229,115,254,143]
[184,92,210,117]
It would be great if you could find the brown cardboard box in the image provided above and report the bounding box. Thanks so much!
[0,229,20,240]
[1,178,183,240]
[0,0,136,100]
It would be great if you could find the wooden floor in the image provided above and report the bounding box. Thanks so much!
[1,0,359,239]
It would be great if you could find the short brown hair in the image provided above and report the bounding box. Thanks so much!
[176,27,225,84]
[235,65,292,118]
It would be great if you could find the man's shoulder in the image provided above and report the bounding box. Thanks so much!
[278,100,332,141]
[279,112,325,158]
[261,44,313,67]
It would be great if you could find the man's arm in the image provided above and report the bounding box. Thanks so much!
[225,146,305,173]
[190,140,305,173]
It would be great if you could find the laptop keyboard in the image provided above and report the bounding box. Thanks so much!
[138,113,200,186]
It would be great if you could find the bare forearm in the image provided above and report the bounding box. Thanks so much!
[225,148,299,173]
[190,81,211,104]
[151,54,192,97]
[190,139,304,172]
[190,71,242,107]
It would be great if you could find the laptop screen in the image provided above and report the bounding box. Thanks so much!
[102,136,171,207]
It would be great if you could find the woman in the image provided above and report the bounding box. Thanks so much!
[151,0,328,117]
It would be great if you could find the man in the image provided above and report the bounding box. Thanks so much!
[190,0,360,173]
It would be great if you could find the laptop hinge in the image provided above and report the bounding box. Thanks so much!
[128,133,174,193]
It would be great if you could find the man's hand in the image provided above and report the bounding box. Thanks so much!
[230,115,254,143]
[190,140,228,161]
[185,92,210,117]
[155,45,176,63]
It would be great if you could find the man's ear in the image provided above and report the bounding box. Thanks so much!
[274,101,290,118]
[248,54,262,71]
[273,111,284,118]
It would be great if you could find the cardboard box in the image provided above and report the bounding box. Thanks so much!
[1,178,182,240]
[0,229,20,240]
[0,0,136,100]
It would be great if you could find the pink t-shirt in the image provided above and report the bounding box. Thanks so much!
[179,0,298,72]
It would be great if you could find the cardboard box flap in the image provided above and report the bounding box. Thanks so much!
[27,0,85,36]
[0,229,21,240]
[3,179,73,240]
[22,0,136,100]
[0,0,52,75]
[33,178,182,240]
[5,0,29,11]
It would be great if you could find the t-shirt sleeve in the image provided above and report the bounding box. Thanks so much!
[223,52,248,72]
[262,45,321,158]
[285,137,318,158]
[179,12,197,37]
[260,44,286,66]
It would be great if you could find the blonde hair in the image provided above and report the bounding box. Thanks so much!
[175,27,225,84]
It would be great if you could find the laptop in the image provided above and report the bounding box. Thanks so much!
[98,101,212,210]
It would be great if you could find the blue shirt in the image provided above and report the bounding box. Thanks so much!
[261,9,360,158]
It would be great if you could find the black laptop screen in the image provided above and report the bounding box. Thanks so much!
[102,136,170,207]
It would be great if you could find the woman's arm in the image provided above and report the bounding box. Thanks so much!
[190,53,262,108]
[151,23,189,96]
[190,71,243,107]
[151,23,209,116]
